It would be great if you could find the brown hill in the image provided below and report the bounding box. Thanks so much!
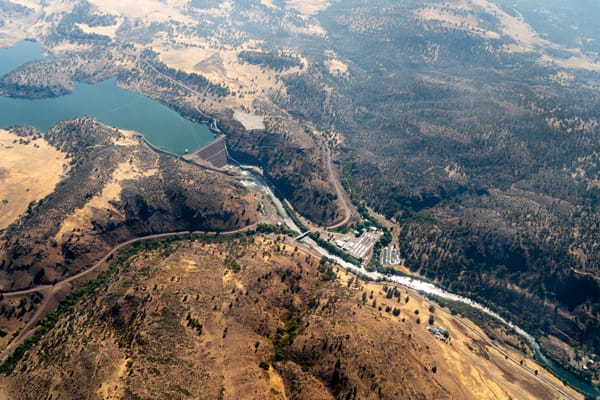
[0,118,258,291]
[0,234,581,399]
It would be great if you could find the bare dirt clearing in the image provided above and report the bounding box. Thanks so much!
[285,0,330,15]
[324,57,349,77]
[87,0,194,25]
[75,21,121,40]
[233,110,265,131]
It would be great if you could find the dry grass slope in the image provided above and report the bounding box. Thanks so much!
[0,128,69,230]
[0,235,581,400]
[0,117,259,291]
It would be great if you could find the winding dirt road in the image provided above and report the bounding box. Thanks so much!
[0,225,258,363]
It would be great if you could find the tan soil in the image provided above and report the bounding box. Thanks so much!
[285,0,331,15]
[0,235,583,399]
[75,20,122,40]
[53,155,159,245]
[0,129,69,230]
[233,110,266,131]
[87,0,194,24]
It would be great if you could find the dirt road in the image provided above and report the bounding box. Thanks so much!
[0,226,259,363]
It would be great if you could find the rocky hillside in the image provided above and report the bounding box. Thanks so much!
[0,117,258,291]
[0,234,578,400]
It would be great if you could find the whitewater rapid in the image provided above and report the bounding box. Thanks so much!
[300,236,548,363]
[244,169,596,397]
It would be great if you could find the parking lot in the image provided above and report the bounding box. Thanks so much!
[330,230,381,260]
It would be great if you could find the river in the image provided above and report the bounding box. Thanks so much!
[0,41,214,155]
[297,231,599,397]
[248,169,599,398]
[1,39,597,399]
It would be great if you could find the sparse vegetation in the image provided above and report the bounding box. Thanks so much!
[186,314,203,335]
[1,0,599,396]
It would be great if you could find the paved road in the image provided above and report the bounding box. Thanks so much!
[1,231,186,298]
[323,144,353,229]
[21,32,576,400]
[290,235,579,399]
[138,50,354,230]
[450,313,579,400]
[264,115,353,230]
[140,53,354,229]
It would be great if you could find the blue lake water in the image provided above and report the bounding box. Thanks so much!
[0,41,214,155]
[0,40,46,76]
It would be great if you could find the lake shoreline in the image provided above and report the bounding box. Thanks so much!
[0,41,216,156]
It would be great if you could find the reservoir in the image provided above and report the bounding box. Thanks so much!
[0,41,214,155]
